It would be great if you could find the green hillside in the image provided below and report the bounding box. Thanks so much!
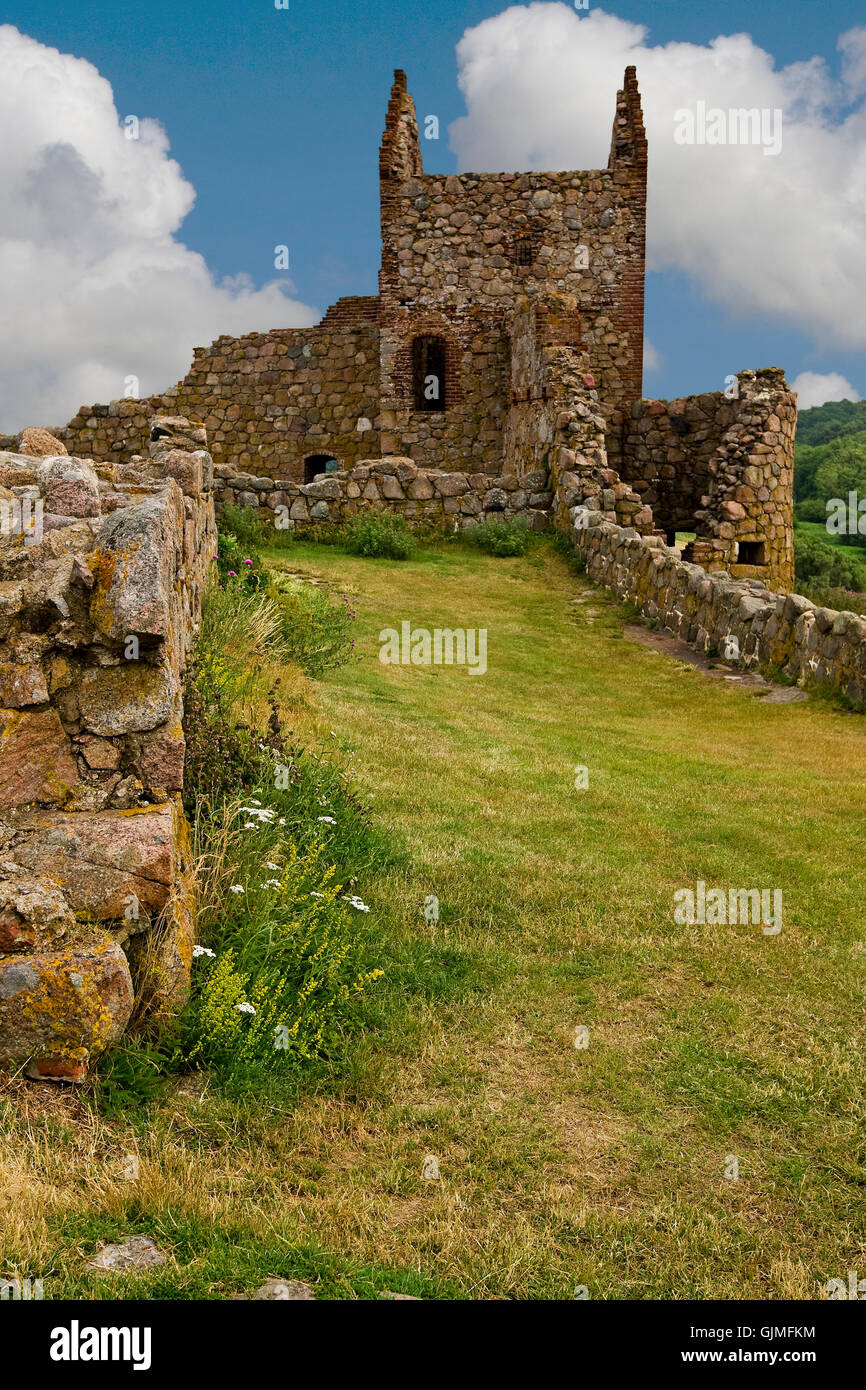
[795,396,866,447]
[792,397,866,600]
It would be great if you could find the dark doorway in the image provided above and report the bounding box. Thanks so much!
[412,336,446,412]
[304,454,339,483]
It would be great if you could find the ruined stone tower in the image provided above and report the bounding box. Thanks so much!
[376,67,647,472]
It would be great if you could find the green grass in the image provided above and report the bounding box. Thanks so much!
[3,538,865,1300]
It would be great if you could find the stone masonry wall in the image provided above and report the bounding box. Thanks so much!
[621,368,796,592]
[10,302,383,487]
[0,418,214,1080]
[553,422,864,704]
[505,293,654,533]
[214,456,552,532]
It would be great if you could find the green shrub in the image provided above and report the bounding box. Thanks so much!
[183,655,263,806]
[795,498,829,524]
[196,579,286,704]
[88,1034,175,1116]
[462,516,533,556]
[794,533,866,592]
[345,511,416,560]
[221,503,269,549]
[183,580,289,806]
[549,531,587,573]
[174,570,393,1098]
[292,523,347,547]
[802,586,866,617]
[216,529,263,589]
[268,572,357,677]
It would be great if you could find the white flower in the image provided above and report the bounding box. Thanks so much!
[278,818,286,826]
[310,891,324,898]
[193,945,216,958]
[343,895,370,912]
[262,879,281,889]
[235,1002,256,1015]
[317,815,336,825]
[266,862,280,871]
[230,884,245,895]
[243,823,258,830]
[249,799,262,807]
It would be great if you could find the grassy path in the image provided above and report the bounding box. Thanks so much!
[261,539,866,1299]
[3,539,865,1299]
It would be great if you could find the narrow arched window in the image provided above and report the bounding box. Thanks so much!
[514,233,533,267]
[412,336,446,412]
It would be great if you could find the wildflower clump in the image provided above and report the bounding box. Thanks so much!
[184,839,382,1079]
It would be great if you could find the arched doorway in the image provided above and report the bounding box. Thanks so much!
[304,454,340,483]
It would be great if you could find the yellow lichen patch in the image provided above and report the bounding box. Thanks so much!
[1,932,133,1062]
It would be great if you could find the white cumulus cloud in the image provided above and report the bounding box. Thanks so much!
[449,4,866,355]
[0,25,318,432]
[643,337,662,372]
[790,371,860,410]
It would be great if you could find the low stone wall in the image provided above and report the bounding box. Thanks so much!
[562,509,866,704]
[214,455,553,531]
[545,383,862,702]
[0,418,214,1080]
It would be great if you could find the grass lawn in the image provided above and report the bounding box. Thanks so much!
[2,538,865,1300]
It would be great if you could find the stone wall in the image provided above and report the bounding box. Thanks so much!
[9,303,383,486]
[214,455,552,531]
[621,368,796,592]
[553,429,865,704]
[0,418,214,1080]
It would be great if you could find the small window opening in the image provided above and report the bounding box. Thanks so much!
[304,454,339,483]
[412,336,446,412]
[514,234,533,267]
[737,540,766,565]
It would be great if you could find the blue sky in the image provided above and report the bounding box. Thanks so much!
[1,0,864,420]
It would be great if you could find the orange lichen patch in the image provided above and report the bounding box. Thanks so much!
[88,543,136,639]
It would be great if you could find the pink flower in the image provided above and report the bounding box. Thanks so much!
[228,569,237,576]
[244,558,253,565]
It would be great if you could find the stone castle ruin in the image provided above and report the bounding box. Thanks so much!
[2,69,864,1080]
[12,69,795,590]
